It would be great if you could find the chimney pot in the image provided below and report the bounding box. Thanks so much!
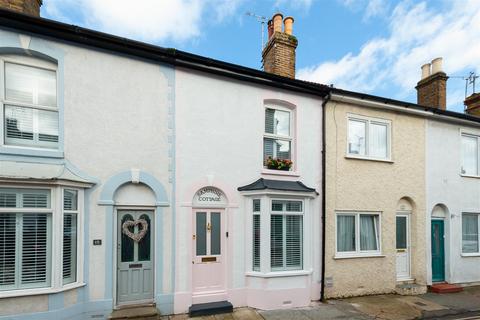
[284,16,294,35]
[431,57,443,74]
[267,19,273,39]
[421,63,431,80]
[272,13,283,33]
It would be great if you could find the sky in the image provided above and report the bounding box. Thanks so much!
[42,0,480,113]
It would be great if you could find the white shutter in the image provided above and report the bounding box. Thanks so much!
[37,110,59,144]
[0,192,16,208]
[270,215,284,269]
[63,213,77,284]
[286,215,302,269]
[21,213,49,286]
[63,190,78,211]
[253,214,260,271]
[4,105,34,142]
[0,214,16,287]
[22,192,48,208]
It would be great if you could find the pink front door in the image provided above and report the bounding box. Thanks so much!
[192,210,226,297]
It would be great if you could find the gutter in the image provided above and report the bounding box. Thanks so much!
[320,92,331,302]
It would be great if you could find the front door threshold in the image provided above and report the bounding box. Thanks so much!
[109,305,160,320]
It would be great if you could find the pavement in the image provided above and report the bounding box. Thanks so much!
[164,286,480,320]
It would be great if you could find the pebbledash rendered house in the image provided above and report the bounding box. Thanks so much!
[1,1,480,320]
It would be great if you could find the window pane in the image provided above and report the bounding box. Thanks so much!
[286,215,302,269]
[337,215,356,252]
[5,63,56,107]
[210,212,221,255]
[5,105,33,142]
[121,214,134,262]
[196,212,207,256]
[64,190,78,211]
[462,135,478,175]
[38,109,59,144]
[63,213,77,284]
[270,215,284,269]
[253,215,260,271]
[0,214,16,287]
[286,201,302,212]
[0,191,16,208]
[265,108,290,136]
[370,123,388,158]
[253,199,261,212]
[396,216,407,249]
[360,215,379,251]
[22,192,48,208]
[272,201,283,211]
[138,214,151,261]
[264,138,291,160]
[462,214,479,253]
[348,119,366,156]
[21,213,49,286]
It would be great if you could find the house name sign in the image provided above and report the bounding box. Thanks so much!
[193,187,227,206]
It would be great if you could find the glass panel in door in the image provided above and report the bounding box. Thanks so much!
[396,215,410,280]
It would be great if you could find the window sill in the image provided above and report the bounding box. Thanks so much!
[0,146,63,159]
[245,270,312,278]
[460,174,480,179]
[345,155,393,163]
[334,253,385,260]
[261,169,300,177]
[0,282,85,298]
[461,253,480,257]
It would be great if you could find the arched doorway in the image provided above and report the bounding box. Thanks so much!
[396,198,414,280]
[191,186,228,304]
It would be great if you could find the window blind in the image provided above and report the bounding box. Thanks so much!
[63,213,77,284]
[270,215,284,269]
[21,214,48,285]
[462,135,478,175]
[0,214,16,287]
[462,213,479,253]
[253,214,260,271]
[286,215,302,269]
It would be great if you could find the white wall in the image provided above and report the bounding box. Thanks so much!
[174,68,323,311]
[426,119,480,284]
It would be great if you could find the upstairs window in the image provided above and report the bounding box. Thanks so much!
[461,134,479,176]
[264,107,292,163]
[347,115,390,160]
[3,61,58,149]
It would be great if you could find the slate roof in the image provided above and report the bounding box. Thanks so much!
[238,178,318,194]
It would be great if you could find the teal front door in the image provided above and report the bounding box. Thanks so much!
[431,220,445,282]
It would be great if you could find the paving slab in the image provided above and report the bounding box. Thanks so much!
[260,302,371,320]
[396,295,447,312]
[421,291,480,312]
[345,295,421,320]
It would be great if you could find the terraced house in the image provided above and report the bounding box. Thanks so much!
[0,2,479,320]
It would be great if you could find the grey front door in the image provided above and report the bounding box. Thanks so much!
[117,211,154,304]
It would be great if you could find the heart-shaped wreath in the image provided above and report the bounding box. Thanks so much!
[122,219,148,242]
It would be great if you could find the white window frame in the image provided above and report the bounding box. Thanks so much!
[0,55,59,152]
[460,132,480,177]
[461,212,480,256]
[263,105,295,167]
[346,114,391,161]
[335,211,382,258]
[0,185,84,298]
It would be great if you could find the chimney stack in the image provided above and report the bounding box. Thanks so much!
[465,93,480,116]
[415,57,448,109]
[0,0,42,16]
[262,13,298,79]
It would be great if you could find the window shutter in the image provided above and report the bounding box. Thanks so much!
[0,191,16,208]
[270,215,284,269]
[4,105,34,141]
[63,213,77,284]
[22,192,48,208]
[21,213,49,286]
[63,190,78,211]
[263,138,274,159]
[38,110,59,143]
[286,215,302,269]
[265,108,275,134]
[0,214,16,287]
[253,215,260,271]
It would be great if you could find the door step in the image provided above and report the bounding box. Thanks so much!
[395,283,427,295]
[430,283,463,294]
[109,306,160,320]
[188,301,233,317]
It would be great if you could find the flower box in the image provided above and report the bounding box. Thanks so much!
[265,157,293,171]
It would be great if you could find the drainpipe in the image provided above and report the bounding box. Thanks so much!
[320,92,331,302]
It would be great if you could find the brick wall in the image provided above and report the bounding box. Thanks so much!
[415,72,448,109]
[0,0,42,16]
[262,32,298,79]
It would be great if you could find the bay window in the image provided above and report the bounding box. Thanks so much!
[264,107,293,163]
[336,212,381,256]
[2,59,59,150]
[0,186,82,295]
[347,115,390,160]
[462,213,480,254]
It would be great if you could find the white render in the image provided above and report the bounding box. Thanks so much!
[426,119,480,285]
[174,68,323,313]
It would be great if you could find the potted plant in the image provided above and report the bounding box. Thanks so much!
[265,157,293,171]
